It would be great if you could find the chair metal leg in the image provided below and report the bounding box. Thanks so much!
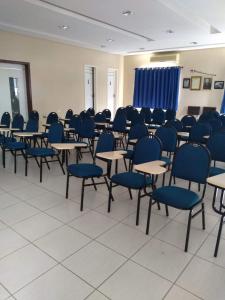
[185,210,192,252]
[123,157,127,171]
[57,155,65,175]
[14,151,17,173]
[136,189,141,226]
[165,205,169,217]
[66,173,70,199]
[201,203,205,230]
[214,215,224,257]
[2,147,5,168]
[91,178,97,190]
[40,157,43,182]
[146,196,153,235]
[25,155,28,176]
[80,178,85,211]
[108,181,112,213]
[128,188,133,200]
[45,157,50,170]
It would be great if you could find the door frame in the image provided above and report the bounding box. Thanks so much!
[107,68,118,115]
[0,59,33,112]
[84,64,96,110]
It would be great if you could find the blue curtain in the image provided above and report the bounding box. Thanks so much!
[220,89,225,113]
[133,67,181,110]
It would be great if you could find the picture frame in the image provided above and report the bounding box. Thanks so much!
[183,78,190,89]
[203,77,212,90]
[214,81,224,89]
[191,76,202,90]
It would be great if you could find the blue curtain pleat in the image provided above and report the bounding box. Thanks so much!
[220,90,225,113]
[133,67,180,110]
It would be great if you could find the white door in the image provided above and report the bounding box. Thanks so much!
[84,65,95,110]
[0,63,28,120]
[107,69,117,117]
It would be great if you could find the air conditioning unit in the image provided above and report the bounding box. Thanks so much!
[150,52,179,63]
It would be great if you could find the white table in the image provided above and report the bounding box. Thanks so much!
[51,142,87,164]
[96,150,127,175]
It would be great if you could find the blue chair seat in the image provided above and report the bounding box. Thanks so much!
[124,149,134,159]
[209,166,225,177]
[111,172,152,189]
[161,156,172,165]
[68,163,103,178]
[26,148,55,157]
[5,142,26,150]
[0,136,16,144]
[152,186,200,209]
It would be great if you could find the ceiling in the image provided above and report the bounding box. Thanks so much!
[0,0,225,54]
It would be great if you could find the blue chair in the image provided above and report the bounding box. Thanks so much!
[29,110,39,120]
[207,133,225,177]
[94,112,106,123]
[125,105,134,121]
[66,131,115,211]
[111,111,127,149]
[25,122,65,182]
[208,118,222,134]
[87,107,95,117]
[151,108,165,126]
[124,124,149,170]
[65,114,81,142]
[77,118,97,158]
[155,127,177,166]
[189,123,211,144]
[165,109,176,121]
[102,109,111,120]
[0,112,11,128]
[12,114,24,131]
[24,118,39,133]
[140,107,151,124]
[131,112,144,126]
[108,135,162,225]
[80,110,91,119]
[146,143,211,252]
[181,115,196,132]
[166,119,183,132]
[219,114,225,129]
[65,109,73,120]
[46,112,58,125]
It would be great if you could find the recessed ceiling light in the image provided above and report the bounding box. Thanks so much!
[100,45,106,48]
[122,10,134,16]
[139,48,145,50]
[166,29,174,34]
[58,25,70,30]
[106,38,114,43]
[190,42,198,45]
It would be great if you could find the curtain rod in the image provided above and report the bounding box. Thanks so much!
[134,66,216,76]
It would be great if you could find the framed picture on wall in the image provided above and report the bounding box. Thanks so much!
[191,76,202,90]
[214,81,224,89]
[203,77,212,90]
[183,78,190,89]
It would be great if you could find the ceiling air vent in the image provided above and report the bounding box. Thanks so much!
[150,52,179,63]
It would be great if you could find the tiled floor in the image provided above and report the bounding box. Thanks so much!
[0,152,224,300]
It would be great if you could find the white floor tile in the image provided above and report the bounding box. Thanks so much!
[9,184,45,202]
[34,226,90,261]
[0,193,20,209]
[165,285,201,300]
[14,265,93,300]
[70,211,117,238]
[177,256,225,300]
[0,244,56,293]
[86,291,109,300]
[46,201,88,223]
[0,284,10,300]
[78,190,107,210]
[25,191,66,211]
[132,238,192,281]
[156,220,208,253]
[13,213,62,241]
[0,228,28,259]
[97,223,150,257]
[63,241,125,288]
[0,203,39,226]
[0,221,7,231]
[99,261,171,300]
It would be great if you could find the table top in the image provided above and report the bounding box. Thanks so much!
[113,132,124,139]
[207,173,225,189]
[0,128,20,133]
[203,135,210,139]
[59,118,70,122]
[51,142,87,150]
[95,122,109,127]
[148,128,157,134]
[96,150,127,160]
[42,123,50,127]
[64,127,75,132]
[14,132,42,137]
[177,131,189,137]
[134,161,167,175]
[0,124,7,127]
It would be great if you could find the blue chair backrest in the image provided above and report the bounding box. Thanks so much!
[152,108,165,125]
[94,112,107,123]
[207,132,225,163]
[171,143,210,184]
[155,127,177,153]
[48,122,64,143]
[69,115,82,132]
[127,107,136,121]
[113,112,126,132]
[29,110,39,120]
[115,107,126,118]
[87,108,95,116]
[165,109,176,121]
[133,136,162,165]
[181,115,196,127]
[102,109,111,119]
[65,109,73,119]
[140,107,151,123]
[12,114,24,130]
[131,113,144,126]
[219,114,225,128]
[80,110,91,119]
[165,119,183,132]
[208,118,222,134]
[1,112,11,127]
[25,118,39,132]
[189,123,211,143]
[78,118,95,138]
[128,124,148,140]
[47,112,58,124]
[95,131,114,154]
